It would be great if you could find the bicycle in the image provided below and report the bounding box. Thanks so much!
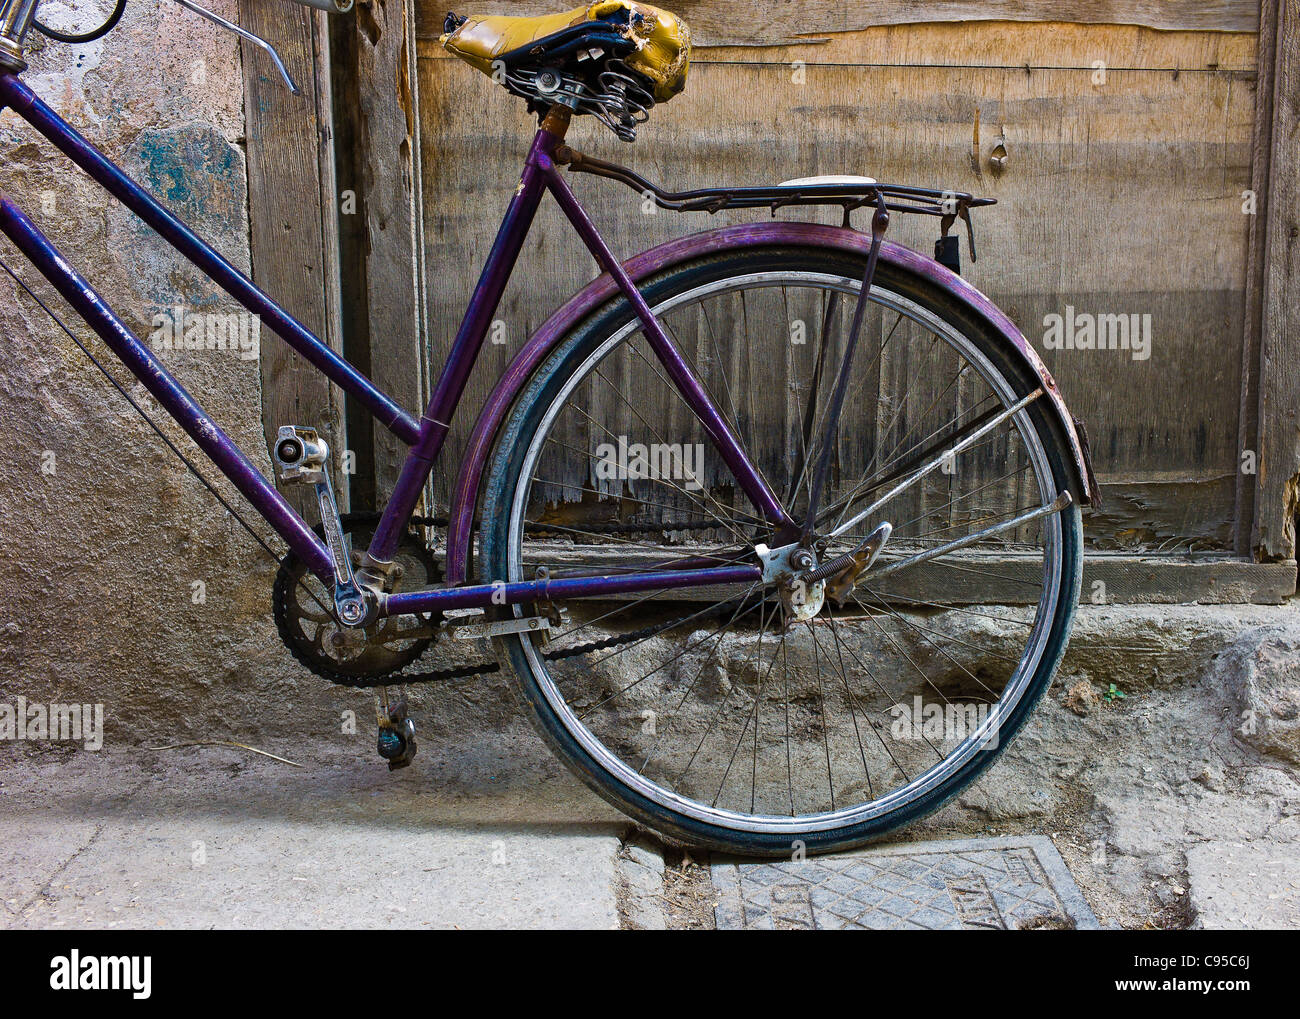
[0,0,1099,855]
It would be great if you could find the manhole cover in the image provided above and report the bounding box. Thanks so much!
[711,836,1100,930]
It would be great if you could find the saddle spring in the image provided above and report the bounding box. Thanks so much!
[504,58,656,142]
[586,60,655,141]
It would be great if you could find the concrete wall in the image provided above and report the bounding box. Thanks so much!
[0,0,352,747]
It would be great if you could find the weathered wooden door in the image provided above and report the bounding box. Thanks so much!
[249,0,1299,603]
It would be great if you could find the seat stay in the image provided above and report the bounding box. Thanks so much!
[541,153,795,533]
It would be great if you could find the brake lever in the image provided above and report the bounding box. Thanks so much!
[170,0,356,95]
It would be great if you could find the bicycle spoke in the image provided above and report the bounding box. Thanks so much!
[490,263,1073,841]
[807,621,837,811]
[830,389,1044,538]
[567,384,759,544]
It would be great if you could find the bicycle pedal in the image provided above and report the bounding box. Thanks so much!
[376,700,417,771]
[272,424,328,484]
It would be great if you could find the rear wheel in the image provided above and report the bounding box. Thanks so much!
[481,244,1082,855]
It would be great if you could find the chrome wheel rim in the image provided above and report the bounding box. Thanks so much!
[503,269,1063,835]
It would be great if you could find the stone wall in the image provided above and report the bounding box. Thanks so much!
[0,0,356,746]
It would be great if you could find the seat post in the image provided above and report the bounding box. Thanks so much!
[539,103,573,141]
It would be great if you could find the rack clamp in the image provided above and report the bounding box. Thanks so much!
[936,200,979,276]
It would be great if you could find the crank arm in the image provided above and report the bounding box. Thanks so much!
[866,491,1073,583]
[828,388,1043,539]
[313,477,368,625]
[272,425,368,626]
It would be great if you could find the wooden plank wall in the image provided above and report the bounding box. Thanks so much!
[419,1,1261,39]
[352,0,431,502]
[1252,0,1300,559]
[409,2,1258,554]
[240,2,347,512]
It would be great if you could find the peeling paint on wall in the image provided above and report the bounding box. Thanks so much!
[109,124,249,307]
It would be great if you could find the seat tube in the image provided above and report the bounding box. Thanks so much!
[366,108,572,567]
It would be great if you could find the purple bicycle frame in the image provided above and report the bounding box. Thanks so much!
[0,74,781,616]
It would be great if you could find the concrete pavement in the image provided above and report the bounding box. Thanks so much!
[0,732,652,930]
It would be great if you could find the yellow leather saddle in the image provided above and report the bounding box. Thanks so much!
[440,2,691,105]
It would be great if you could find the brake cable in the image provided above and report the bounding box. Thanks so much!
[32,0,127,44]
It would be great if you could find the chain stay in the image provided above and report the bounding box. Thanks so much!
[321,513,747,689]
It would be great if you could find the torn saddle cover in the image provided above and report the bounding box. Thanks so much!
[440,1,691,103]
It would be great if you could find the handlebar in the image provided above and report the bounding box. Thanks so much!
[0,0,354,87]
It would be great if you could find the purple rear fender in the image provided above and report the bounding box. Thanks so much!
[444,220,1096,583]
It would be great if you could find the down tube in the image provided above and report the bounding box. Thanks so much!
[0,197,335,580]
[0,71,420,445]
[541,159,794,531]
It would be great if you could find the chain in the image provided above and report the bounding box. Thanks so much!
[542,614,704,662]
[326,658,503,689]
[330,581,766,689]
[286,512,745,689]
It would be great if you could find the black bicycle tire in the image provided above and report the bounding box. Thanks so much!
[481,243,1084,856]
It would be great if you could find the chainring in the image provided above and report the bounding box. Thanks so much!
[272,513,441,685]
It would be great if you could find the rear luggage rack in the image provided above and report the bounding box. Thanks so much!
[553,144,993,265]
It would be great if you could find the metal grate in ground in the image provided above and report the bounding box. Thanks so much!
[712,835,1100,930]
